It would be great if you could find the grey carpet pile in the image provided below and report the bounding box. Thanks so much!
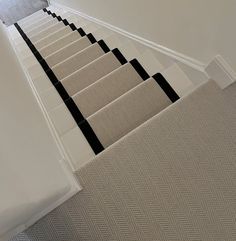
[11,80,236,241]
[0,0,48,26]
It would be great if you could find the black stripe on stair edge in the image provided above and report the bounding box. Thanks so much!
[53,81,104,154]
[62,19,69,26]
[14,24,58,86]
[130,59,150,81]
[65,98,85,125]
[98,40,110,53]
[79,120,105,154]
[44,9,73,29]
[53,83,104,154]
[57,16,62,21]
[43,8,47,12]
[43,9,90,39]
[45,69,59,85]
[54,81,70,100]
[44,10,87,37]
[14,22,105,155]
[69,23,77,31]
[77,27,86,37]
[112,48,127,65]
[152,73,180,103]
[87,33,97,44]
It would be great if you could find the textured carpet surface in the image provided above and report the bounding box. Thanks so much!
[11,80,236,241]
[87,78,171,147]
[40,31,82,57]
[52,43,105,80]
[35,27,71,49]
[45,36,92,67]
[0,0,48,26]
[30,22,65,43]
[26,18,57,36]
[63,52,122,97]
[73,62,143,118]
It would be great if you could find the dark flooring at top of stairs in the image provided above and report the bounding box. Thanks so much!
[0,0,48,26]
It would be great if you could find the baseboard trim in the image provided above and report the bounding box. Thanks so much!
[50,1,205,72]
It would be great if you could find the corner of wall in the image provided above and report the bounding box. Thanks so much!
[205,55,236,89]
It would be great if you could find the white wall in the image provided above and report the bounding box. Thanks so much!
[0,23,78,240]
[51,0,236,71]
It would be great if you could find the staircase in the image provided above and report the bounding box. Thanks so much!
[9,6,194,171]
[5,4,236,241]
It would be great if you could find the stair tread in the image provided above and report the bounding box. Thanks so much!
[18,10,45,24]
[73,61,144,118]
[30,22,65,43]
[87,78,172,147]
[25,18,58,37]
[62,51,123,96]
[45,36,92,67]
[40,31,83,58]
[52,42,107,80]
[35,26,72,49]
[18,12,49,28]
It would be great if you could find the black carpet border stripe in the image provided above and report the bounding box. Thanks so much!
[112,48,127,65]
[97,40,110,53]
[78,27,86,37]
[65,98,85,125]
[69,23,76,31]
[87,33,97,44]
[14,22,105,155]
[43,9,87,35]
[152,73,180,103]
[45,69,59,85]
[54,81,70,100]
[130,59,150,81]
[62,19,69,26]
[79,120,105,154]
[44,9,95,40]
[57,16,62,21]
